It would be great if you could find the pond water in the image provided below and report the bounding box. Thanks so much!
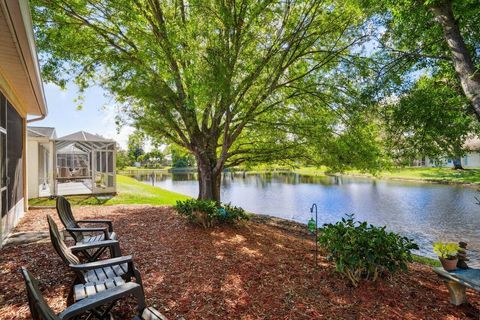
[131,171,480,264]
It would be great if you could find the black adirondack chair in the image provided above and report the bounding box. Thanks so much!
[56,196,117,260]
[47,215,142,288]
[21,267,166,320]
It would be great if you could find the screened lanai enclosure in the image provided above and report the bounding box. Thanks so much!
[54,132,116,196]
[27,129,116,198]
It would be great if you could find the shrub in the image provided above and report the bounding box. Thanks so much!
[318,214,418,286]
[174,199,249,227]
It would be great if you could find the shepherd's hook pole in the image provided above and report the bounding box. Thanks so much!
[310,203,318,266]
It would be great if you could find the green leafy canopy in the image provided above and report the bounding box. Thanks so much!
[32,0,382,174]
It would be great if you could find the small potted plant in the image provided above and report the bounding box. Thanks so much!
[433,242,460,271]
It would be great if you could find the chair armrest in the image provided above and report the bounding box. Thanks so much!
[66,227,109,239]
[77,220,113,232]
[69,255,133,271]
[70,240,120,253]
[59,282,144,320]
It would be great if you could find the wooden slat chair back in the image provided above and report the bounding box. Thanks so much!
[21,267,155,320]
[20,267,60,320]
[47,215,142,291]
[47,215,80,266]
[56,196,84,242]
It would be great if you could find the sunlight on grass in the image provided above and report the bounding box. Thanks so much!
[412,254,441,267]
[274,166,480,184]
[28,174,189,207]
[380,167,480,184]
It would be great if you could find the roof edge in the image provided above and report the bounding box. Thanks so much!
[2,0,47,116]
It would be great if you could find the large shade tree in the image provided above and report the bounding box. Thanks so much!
[32,0,371,202]
[383,75,480,168]
[361,0,480,117]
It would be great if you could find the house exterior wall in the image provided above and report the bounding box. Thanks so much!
[422,152,480,168]
[27,139,38,198]
[26,136,54,199]
[462,152,480,167]
[0,1,48,246]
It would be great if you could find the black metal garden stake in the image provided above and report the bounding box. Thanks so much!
[310,203,318,266]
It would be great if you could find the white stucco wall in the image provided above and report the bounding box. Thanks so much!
[463,152,480,167]
[1,199,24,242]
[423,152,480,168]
[27,139,38,198]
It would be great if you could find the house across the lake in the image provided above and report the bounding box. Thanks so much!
[27,127,117,199]
[413,137,480,168]
[0,0,47,245]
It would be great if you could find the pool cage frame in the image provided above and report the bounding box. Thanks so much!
[53,137,116,196]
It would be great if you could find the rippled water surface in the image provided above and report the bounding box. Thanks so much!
[132,172,480,263]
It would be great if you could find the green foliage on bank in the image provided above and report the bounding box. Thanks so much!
[317,215,419,286]
[174,199,249,228]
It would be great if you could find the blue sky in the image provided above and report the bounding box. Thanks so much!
[30,82,134,149]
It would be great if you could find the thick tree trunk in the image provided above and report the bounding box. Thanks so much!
[452,158,463,170]
[430,1,480,117]
[196,156,222,204]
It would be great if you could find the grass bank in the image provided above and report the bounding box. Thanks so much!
[120,166,171,171]
[343,167,480,185]
[29,175,189,207]
[248,166,480,185]
[412,254,441,267]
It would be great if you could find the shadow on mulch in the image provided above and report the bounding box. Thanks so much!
[1,205,479,319]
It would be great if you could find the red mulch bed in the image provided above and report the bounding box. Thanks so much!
[1,205,479,319]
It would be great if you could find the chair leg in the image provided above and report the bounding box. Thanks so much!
[132,285,146,315]
[91,247,107,261]
[86,301,117,320]
[78,247,107,262]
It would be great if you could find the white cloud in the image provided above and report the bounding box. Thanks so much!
[98,104,135,150]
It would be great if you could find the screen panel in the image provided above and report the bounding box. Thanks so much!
[6,101,23,211]
[0,92,5,129]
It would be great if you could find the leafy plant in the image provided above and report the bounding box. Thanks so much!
[307,218,317,235]
[175,199,249,228]
[318,214,418,287]
[433,242,460,260]
[222,204,250,223]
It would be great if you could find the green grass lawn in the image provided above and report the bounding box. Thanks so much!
[412,254,441,267]
[29,175,189,207]
[117,166,171,172]
[266,166,480,184]
[293,166,328,177]
[343,167,480,184]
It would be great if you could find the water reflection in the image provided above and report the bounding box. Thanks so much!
[133,172,480,264]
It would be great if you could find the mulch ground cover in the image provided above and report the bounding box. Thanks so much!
[1,205,479,319]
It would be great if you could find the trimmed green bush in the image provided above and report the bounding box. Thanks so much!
[318,214,418,286]
[175,199,249,227]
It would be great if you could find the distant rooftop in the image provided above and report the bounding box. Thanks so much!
[27,126,56,139]
[57,131,113,142]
